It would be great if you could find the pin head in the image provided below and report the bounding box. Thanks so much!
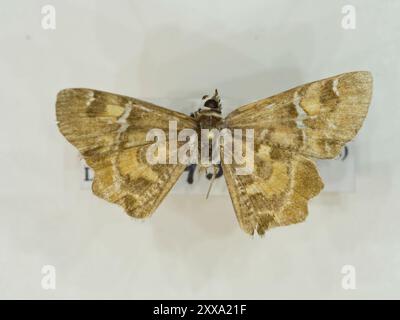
[201,89,221,111]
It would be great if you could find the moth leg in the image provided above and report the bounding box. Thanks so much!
[215,162,223,178]
[206,163,223,179]
[185,164,197,184]
[206,165,218,199]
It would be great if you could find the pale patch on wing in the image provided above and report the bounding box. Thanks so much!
[116,103,132,135]
[106,104,125,117]
[332,78,339,96]
[293,91,307,129]
[86,90,95,107]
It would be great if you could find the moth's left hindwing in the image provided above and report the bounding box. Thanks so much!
[56,89,197,218]
[222,71,372,235]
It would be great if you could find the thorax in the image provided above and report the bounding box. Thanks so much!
[194,108,224,131]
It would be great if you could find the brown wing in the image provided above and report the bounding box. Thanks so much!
[221,142,324,235]
[225,71,372,159]
[222,71,372,235]
[56,88,197,218]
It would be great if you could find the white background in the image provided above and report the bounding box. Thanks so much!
[0,0,399,299]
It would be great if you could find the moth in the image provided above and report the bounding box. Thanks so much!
[56,71,372,235]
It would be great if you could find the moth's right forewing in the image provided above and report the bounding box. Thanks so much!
[225,71,372,159]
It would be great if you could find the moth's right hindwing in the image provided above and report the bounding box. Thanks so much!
[221,140,324,235]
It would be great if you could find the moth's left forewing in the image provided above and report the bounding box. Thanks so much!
[56,89,197,218]
[56,89,197,157]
